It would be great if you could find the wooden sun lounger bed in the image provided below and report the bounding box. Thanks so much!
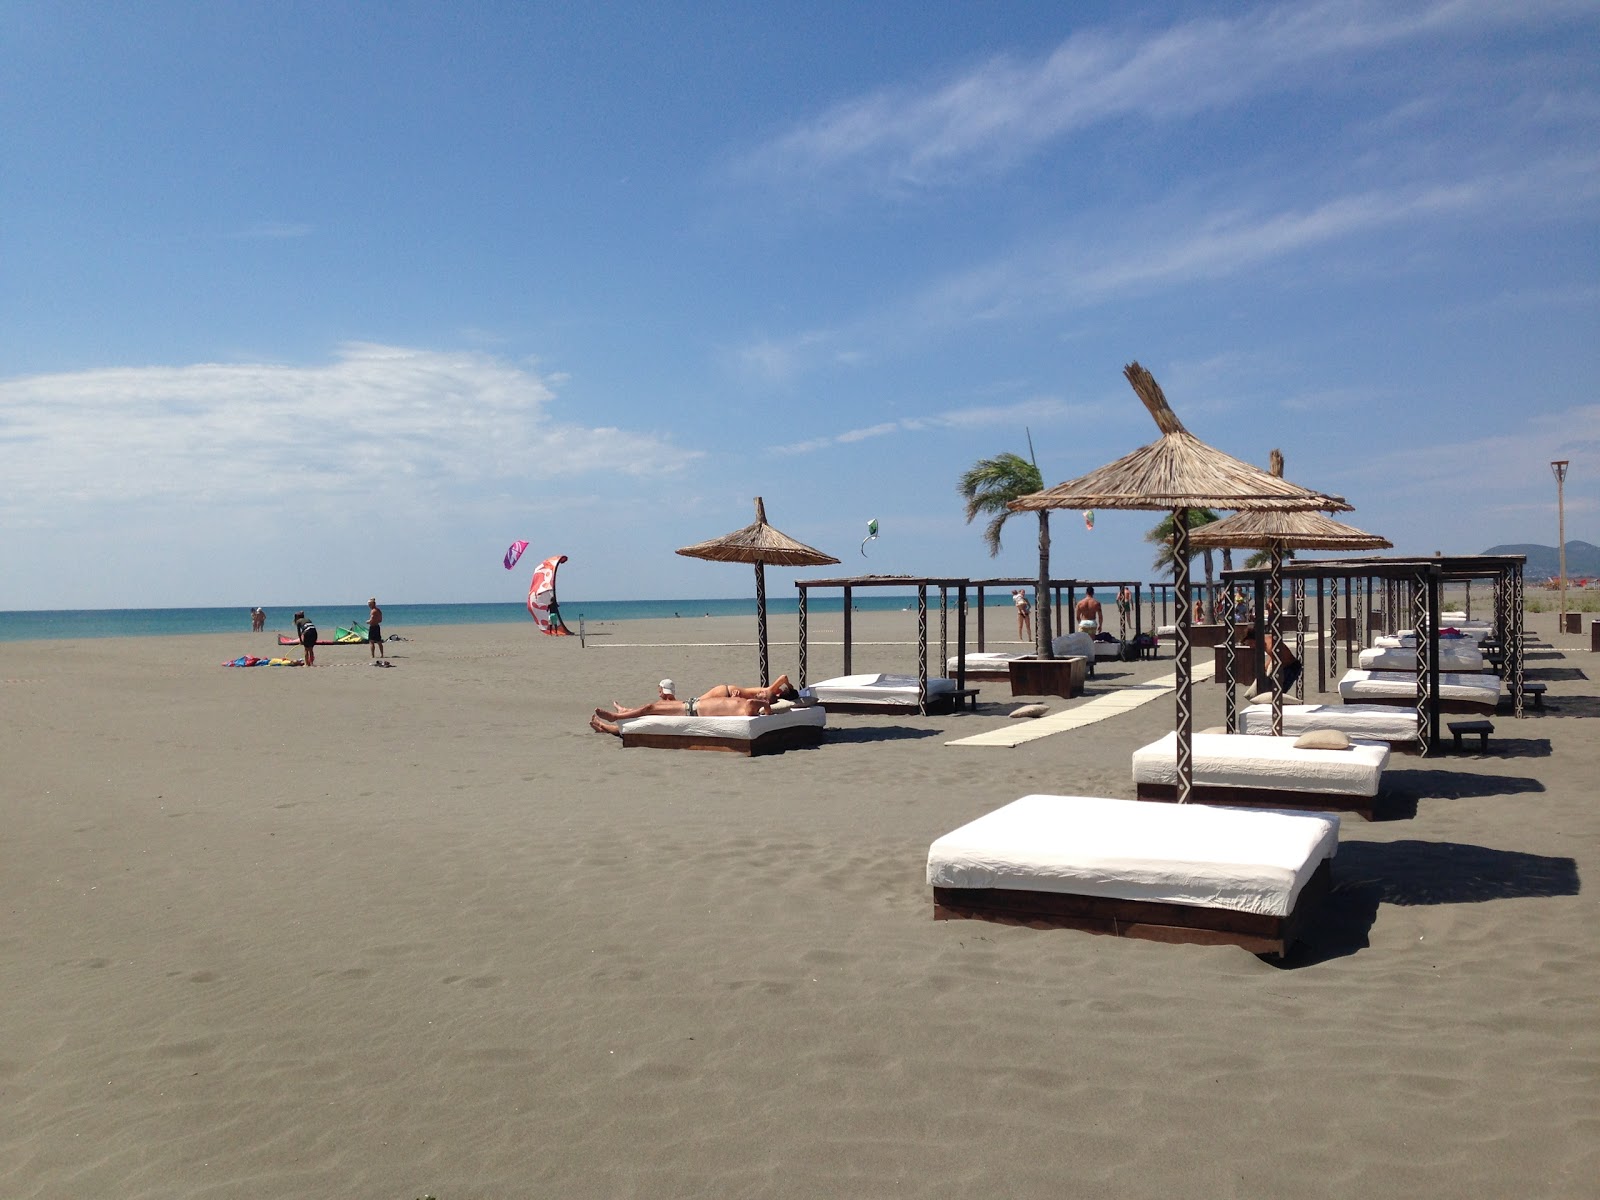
[1338,669,1502,714]
[927,794,1339,957]
[806,673,967,714]
[1131,731,1390,821]
[1239,703,1420,751]
[616,706,826,755]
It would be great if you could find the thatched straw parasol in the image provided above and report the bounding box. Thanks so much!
[677,496,841,685]
[1009,363,1348,803]
[1190,449,1391,735]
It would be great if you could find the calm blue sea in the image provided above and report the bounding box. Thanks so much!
[0,594,1016,643]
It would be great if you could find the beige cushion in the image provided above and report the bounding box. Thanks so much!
[1009,703,1050,719]
[1294,729,1352,750]
[1249,691,1277,706]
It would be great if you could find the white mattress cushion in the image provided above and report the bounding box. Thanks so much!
[1359,644,1484,671]
[1132,732,1389,797]
[1239,703,1418,743]
[1338,669,1502,704]
[617,705,826,740]
[809,674,958,704]
[946,652,1023,673]
[927,793,1339,917]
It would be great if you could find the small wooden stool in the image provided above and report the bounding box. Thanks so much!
[1522,682,1546,710]
[1448,719,1494,752]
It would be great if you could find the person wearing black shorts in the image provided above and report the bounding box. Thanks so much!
[294,611,318,667]
[367,597,385,660]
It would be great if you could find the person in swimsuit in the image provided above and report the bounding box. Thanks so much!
[367,597,385,659]
[293,611,318,667]
[1012,590,1032,641]
[588,675,801,736]
[1074,587,1104,634]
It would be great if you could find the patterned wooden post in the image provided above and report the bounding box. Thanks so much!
[1316,577,1327,694]
[797,586,809,687]
[1173,509,1194,804]
[1511,565,1525,718]
[1223,600,1238,733]
[755,562,769,687]
[1293,577,1306,702]
[917,584,929,716]
[938,585,949,671]
[1413,568,1433,755]
[1268,545,1284,736]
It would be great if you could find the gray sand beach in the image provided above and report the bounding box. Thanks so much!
[2,610,1596,1197]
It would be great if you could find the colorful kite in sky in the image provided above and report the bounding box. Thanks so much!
[860,518,878,556]
[503,540,529,570]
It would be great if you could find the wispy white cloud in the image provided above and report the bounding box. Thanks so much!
[727,150,1600,385]
[1347,404,1600,500]
[0,344,700,524]
[768,396,1089,455]
[728,0,1589,201]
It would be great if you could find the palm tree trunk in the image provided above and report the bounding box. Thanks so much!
[1036,512,1053,657]
[1202,549,1215,621]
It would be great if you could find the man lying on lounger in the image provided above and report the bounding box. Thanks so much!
[589,675,801,736]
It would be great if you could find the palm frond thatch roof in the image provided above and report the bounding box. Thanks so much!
[1187,507,1391,552]
[1189,448,1386,550]
[677,497,841,567]
[1008,363,1351,514]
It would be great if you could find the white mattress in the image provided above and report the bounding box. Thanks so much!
[926,793,1339,918]
[1359,644,1484,672]
[618,705,826,740]
[1375,632,1486,648]
[808,673,958,706]
[1091,640,1124,660]
[1132,732,1389,798]
[1239,703,1418,743]
[1338,669,1503,705]
[946,652,1024,675]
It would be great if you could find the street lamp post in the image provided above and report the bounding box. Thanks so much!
[1551,460,1569,633]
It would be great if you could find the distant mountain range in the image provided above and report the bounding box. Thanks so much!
[1482,541,1600,580]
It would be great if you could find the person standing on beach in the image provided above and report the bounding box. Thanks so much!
[294,611,318,667]
[367,597,385,660]
[1012,589,1032,641]
[1074,587,1103,634]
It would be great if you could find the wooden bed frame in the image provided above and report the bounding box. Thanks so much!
[1134,781,1378,821]
[618,723,824,756]
[933,858,1331,958]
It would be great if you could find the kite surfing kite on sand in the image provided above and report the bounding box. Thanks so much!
[527,554,574,636]
[503,540,529,570]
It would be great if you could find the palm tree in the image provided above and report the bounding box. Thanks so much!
[1145,509,1223,620]
[959,451,1052,655]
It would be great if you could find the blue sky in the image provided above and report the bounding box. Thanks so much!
[3,0,1596,610]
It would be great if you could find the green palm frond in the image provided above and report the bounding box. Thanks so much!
[958,452,1044,557]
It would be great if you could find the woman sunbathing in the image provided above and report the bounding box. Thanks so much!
[589,675,800,736]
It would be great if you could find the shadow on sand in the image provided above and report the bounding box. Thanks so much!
[823,725,945,745]
[1276,840,1581,968]
[1523,666,1588,681]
